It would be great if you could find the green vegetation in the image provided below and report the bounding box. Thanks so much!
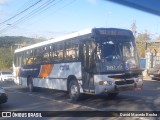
[0,36,45,71]
[131,21,160,58]
[136,32,151,58]
[0,32,160,71]
[136,32,160,58]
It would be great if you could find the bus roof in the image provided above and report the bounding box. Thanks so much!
[15,28,92,53]
[14,28,133,53]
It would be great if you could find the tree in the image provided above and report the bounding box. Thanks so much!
[136,31,151,58]
[136,31,150,42]
[0,36,45,71]
[156,35,160,40]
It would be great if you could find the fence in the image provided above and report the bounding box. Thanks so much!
[145,52,160,69]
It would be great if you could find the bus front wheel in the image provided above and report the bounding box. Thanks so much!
[69,79,81,101]
[28,77,34,92]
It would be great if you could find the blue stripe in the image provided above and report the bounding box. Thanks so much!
[19,64,41,77]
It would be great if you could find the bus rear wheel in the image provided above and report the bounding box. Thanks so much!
[69,79,81,101]
[28,77,34,92]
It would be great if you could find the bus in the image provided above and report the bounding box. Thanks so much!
[13,28,143,101]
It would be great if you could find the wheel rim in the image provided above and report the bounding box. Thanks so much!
[29,82,32,91]
[70,84,78,98]
[29,83,32,90]
[28,78,33,92]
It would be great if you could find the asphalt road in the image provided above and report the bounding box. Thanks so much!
[0,79,160,120]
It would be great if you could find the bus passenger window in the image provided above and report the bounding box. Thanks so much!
[34,48,43,64]
[65,42,79,61]
[42,46,50,63]
[52,44,64,62]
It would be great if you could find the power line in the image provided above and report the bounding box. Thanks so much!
[0,0,43,25]
[29,0,76,26]
[0,0,63,33]
[0,0,35,28]
[14,0,59,25]
[0,0,76,35]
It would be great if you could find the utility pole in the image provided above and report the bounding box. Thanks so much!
[131,20,137,37]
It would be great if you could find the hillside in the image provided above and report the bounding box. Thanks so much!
[0,36,45,71]
[0,36,44,48]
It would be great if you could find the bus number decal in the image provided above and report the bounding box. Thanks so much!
[59,65,70,71]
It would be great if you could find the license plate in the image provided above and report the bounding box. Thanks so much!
[117,86,133,91]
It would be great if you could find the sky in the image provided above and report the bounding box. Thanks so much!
[0,0,160,39]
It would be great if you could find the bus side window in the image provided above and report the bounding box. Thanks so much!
[73,43,79,60]
[65,42,71,60]
[49,45,53,61]
[23,51,26,65]
[51,45,55,62]
[26,50,34,65]
[34,48,43,64]
[25,51,29,65]
[65,41,79,61]
[15,53,22,67]
[43,46,50,63]
[58,44,64,61]
[23,51,27,65]
[53,45,59,61]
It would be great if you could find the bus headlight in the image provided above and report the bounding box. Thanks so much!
[99,81,113,85]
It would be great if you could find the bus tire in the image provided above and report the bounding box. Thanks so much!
[69,79,81,101]
[28,77,34,92]
[108,93,118,97]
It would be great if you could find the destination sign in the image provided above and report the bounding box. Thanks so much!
[92,28,132,36]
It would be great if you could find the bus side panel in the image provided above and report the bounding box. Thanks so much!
[19,64,41,78]
[33,78,67,90]
[15,62,82,91]
[20,77,28,86]
[17,62,82,80]
[33,62,82,91]
[48,62,82,79]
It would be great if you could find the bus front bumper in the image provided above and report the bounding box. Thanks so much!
[94,76,143,94]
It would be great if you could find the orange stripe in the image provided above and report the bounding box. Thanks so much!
[39,64,54,78]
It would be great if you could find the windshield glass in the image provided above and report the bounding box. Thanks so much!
[95,37,139,73]
[119,40,139,70]
[97,40,121,61]
[120,41,136,60]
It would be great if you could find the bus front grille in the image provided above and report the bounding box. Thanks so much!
[115,80,134,85]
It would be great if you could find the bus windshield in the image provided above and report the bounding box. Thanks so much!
[95,37,139,73]
[120,41,135,59]
[119,40,139,70]
[97,40,121,61]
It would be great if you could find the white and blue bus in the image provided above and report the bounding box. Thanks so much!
[13,28,143,101]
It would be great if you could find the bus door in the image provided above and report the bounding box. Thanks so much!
[82,41,96,93]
